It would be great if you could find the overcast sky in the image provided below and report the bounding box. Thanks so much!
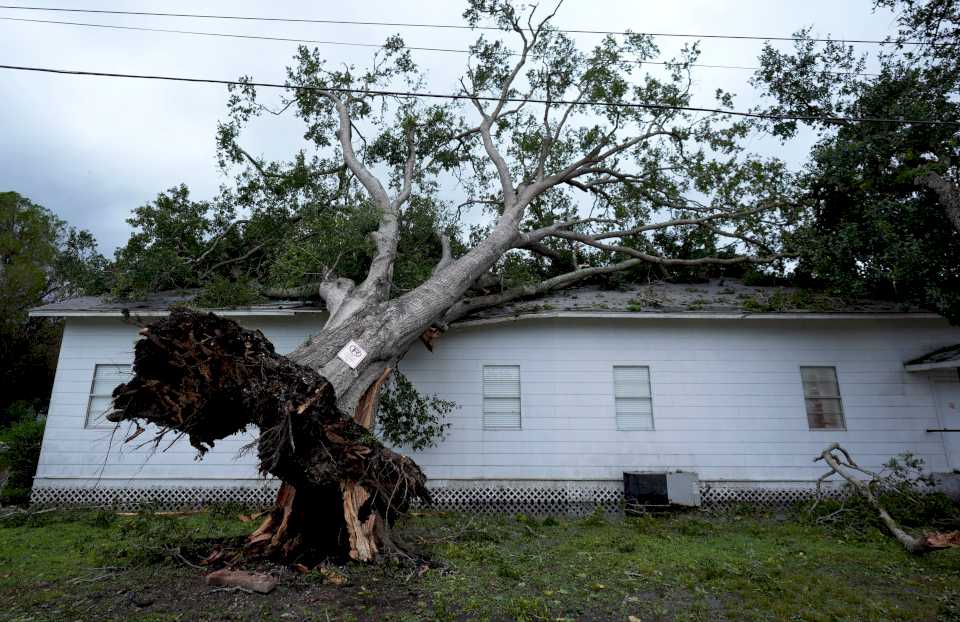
[0,1,898,253]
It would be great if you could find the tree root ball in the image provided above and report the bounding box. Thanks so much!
[108,308,430,564]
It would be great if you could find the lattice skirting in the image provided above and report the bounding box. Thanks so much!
[29,480,845,514]
[30,484,282,510]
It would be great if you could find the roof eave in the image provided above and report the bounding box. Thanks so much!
[28,308,326,318]
[29,308,942,322]
[904,360,960,372]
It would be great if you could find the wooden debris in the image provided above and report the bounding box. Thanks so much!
[204,569,277,594]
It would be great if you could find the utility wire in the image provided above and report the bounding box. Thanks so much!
[0,3,932,46]
[0,63,954,126]
[0,16,882,78]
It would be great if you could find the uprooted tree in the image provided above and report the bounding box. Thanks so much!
[107,0,798,564]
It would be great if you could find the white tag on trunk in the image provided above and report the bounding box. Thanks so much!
[336,340,367,369]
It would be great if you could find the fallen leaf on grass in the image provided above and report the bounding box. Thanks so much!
[319,566,348,586]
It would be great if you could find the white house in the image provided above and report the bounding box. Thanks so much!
[28,280,960,511]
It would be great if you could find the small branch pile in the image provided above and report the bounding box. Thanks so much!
[108,309,429,564]
[815,443,960,554]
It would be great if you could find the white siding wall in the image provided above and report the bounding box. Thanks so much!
[34,316,325,488]
[402,318,960,483]
[34,315,960,489]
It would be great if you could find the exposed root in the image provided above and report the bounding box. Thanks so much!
[108,309,430,565]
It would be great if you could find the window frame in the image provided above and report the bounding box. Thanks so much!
[613,364,655,431]
[85,363,133,429]
[481,364,522,430]
[799,365,846,431]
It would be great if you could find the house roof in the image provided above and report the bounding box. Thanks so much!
[904,344,960,372]
[29,279,938,322]
[28,289,321,317]
[459,279,936,324]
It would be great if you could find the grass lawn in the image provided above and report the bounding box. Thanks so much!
[0,506,958,621]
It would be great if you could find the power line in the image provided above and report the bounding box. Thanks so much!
[0,16,470,55]
[0,16,882,79]
[1,63,953,127]
[0,3,928,46]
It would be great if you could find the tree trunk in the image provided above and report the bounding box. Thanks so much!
[109,309,429,565]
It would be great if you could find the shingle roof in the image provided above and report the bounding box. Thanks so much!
[29,289,319,317]
[464,279,929,321]
[29,279,933,320]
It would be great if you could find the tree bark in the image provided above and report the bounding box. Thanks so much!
[109,309,429,565]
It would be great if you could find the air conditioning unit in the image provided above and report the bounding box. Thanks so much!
[623,471,700,512]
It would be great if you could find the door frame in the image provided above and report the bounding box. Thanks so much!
[932,375,960,471]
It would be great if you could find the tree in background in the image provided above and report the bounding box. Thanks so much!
[0,191,108,504]
[0,191,109,423]
[751,0,960,320]
[109,0,798,563]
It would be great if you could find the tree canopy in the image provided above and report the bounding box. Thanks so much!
[0,191,108,420]
[106,0,799,309]
[751,0,960,320]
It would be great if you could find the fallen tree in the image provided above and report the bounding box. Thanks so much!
[109,309,428,564]
[814,444,960,554]
[106,0,798,564]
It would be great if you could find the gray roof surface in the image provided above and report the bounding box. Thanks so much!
[30,289,315,315]
[30,279,930,319]
[466,279,927,320]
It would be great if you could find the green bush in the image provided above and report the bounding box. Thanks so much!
[0,408,45,505]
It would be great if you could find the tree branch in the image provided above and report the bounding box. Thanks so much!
[441,257,646,324]
[546,229,784,266]
[432,232,454,275]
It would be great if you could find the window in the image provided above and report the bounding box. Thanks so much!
[86,364,133,429]
[614,366,654,430]
[800,366,845,430]
[482,365,521,429]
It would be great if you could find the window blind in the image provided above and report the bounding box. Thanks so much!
[614,365,653,430]
[483,365,521,429]
[800,366,845,430]
[86,364,133,429]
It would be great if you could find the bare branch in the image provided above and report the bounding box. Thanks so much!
[814,443,960,555]
[318,277,357,319]
[319,91,391,209]
[519,240,573,268]
[192,219,249,266]
[546,229,784,266]
[522,217,619,243]
[392,125,417,210]
[200,243,265,280]
[432,232,454,275]
[592,205,780,240]
[441,257,645,324]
